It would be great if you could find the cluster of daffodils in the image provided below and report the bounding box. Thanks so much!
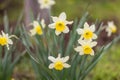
[38,0,55,9]
[0,31,17,50]
[75,22,97,56]
[29,12,72,70]
[28,12,117,71]
[105,21,117,37]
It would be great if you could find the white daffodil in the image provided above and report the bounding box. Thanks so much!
[0,31,17,50]
[74,40,97,56]
[30,20,45,36]
[48,54,71,70]
[105,21,117,37]
[48,12,73,35]
[38,0,55,9]
[77,22,97,40]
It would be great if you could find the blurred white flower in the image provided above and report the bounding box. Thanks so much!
[74,40,97,56]
[77,22,97,40]
[105,21,117,37]
[48,12,73,35]
[48,54,70,70]
[38,0,55,9]
[0,31,17,50]
[30,20,45,36]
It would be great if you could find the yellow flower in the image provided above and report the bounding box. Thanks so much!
[48,54,70,70]
[38,0,55,9]
[105,21,117,37]
[48,12,73,35]
[77,22,97,40]
[30,20,45,36]
[0,31,17,50]
[74,40,97,56]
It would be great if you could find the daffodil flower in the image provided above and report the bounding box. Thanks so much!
[48,12,73,35]
[77,22,97,40]
[105,21,117,37]
[38,0,55,9]
[48,54,70,70]
[74,40,97,56]
[30,20,45,36]
[0,31,17,50]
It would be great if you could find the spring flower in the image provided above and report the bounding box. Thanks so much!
[0,31,17,50]
[77,22,97,40]
[30,20,45,36]
[48,12,73,35]
[105,21,117,37]
[74,40,97,56]
[48,54,70,70]
[38,0,55,9]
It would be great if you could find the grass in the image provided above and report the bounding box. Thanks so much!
[86,44,120,80]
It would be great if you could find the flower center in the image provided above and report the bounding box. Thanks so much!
[55,21,65,32]
[44,0,49,4]
[35,26,43,35]
[83,45,92,54]
[54,61,64,70]
[0,37,7,46]
[110,26,117,33]
[83,30,93,40]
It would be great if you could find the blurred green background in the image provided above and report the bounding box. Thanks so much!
[0,0,120,80]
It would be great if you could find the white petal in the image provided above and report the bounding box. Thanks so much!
[76,28,83,35]
[65,20,73,25]
[59,12,66,21]
[55,30,61,36]
[105,27,110,32]
[78,36,84,41]
[108,21,113,26]
[79,52,84,55]
[62,56,69,63]
[84,22,89,29]
[33,21,39,27]
[48,56,56,62]
[90,42,97,47]
[63,63,71,68]
[107,31,111,37]
[90,50,94,56]
[48,23,55,29]
[90,24,95,32]
[30,29,36,36]
[40,5,44,9]
[52,17,59,22]
[50,0,55,5]
[63,26,69,33]
[74,46,82,52]
[78,40,86,46]
[1,31,5,35]
[49,63,54,69]
[8,39,13,45]
[93,34,97,39]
